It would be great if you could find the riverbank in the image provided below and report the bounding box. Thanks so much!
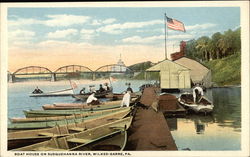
[205,53,241,86]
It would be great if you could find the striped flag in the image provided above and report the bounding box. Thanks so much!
[166,16,186,32]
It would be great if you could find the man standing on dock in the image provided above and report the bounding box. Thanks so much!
[121,91,131,107]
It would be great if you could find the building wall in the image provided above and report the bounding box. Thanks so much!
[147,60,191,89]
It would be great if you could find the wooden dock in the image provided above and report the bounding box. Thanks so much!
[125,87,178,150]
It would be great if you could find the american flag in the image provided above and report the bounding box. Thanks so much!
[166,16,186,32]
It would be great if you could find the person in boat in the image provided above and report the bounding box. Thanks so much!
[126,83,133,93]
[79,87,85,94]
[193,84,204,103]
[98,84,105,93]
[103,83,110,91]
[120,91,131,107]
[32,86,43,94]
[89,85,95,93]
[86,91,100,105]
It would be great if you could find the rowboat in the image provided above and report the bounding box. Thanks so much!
[10,107,128,123]
[9,106,130,130]
[72,89,112,101]
[105,92,140,100]
[42,99,123,110]
[13,116,133,151]
[8,107,132,150]
[29,88,74,97]
[178,93,214,113]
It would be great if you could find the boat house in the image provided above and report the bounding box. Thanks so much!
[173,57,212,88]
[146,59,191,89]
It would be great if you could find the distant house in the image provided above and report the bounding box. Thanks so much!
[174,57,212,88]
[146,59,191,89]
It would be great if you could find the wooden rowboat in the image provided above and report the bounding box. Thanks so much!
[72,90,112,101]
[9,107,130,130]
[105,92,139,100]
[24,105,120,118]
[178,93,214,113]
[10,107,128,123]
[8,107,132,150]
[13,116,133,151]
[42,99,123,110]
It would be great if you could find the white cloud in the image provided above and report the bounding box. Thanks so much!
[47,29,78,39]
[45,14,90,27]
[90,18,117,26]
[122,33,193,44]
[80,29,95,34]
[9,18,43,27]
[186,23,217,30]
[122,35,164,44]
[102,18,116,24]
[9,29,35,40]
[97,20,162,34]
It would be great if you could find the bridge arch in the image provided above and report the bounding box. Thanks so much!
[95,64,133,73]
[54,65,92,73]
[13,66,53,75]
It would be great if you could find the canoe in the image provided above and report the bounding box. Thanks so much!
[8,107,132,150]
[9,107,131,130]
[178,93,214,113]
[29,88,74,97]
[42,99,123,110]
[105,92,140,100]
[13,116,133,151]
[10,107,128,123]
[72,89,112,101]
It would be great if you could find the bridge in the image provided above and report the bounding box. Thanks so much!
[8,64,136,83]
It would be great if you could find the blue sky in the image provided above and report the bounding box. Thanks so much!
[8,7,240,71]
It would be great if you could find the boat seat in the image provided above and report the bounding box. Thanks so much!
[109,124,125,130]
[67,138,91,144]
[69,127,86,132]
[38,132,59,137]
[32,147,67,151]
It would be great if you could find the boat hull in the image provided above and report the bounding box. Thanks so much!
[72,90,112,101]
[8,107,132,150]
[178,93,214,113]
[13,116,133,151]
[30,88,74,97]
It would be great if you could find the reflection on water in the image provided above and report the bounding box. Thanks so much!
[167,87,241,150]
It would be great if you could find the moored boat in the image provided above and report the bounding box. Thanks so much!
[13,116,133,151]
[10,107,127,123]
[105,92,140,100]
[72,89,112,101]
[8,107,132,150]
[42,99,123,110]
[178,93,214,113]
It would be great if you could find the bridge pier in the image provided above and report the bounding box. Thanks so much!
[51,73,56,82]
[8,74,15,83]
[92,72,96,81]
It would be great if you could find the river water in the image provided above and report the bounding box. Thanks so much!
[7,80,241,151]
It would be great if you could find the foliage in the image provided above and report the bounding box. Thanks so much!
[204,53,241,86]
[185,28,241,61]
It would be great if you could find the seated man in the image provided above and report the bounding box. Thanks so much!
[120,91,131,107]
[32,86,43,94]
[126,83,133,93]
[86,92,100,105]
[98,84,105,93]
[79,87,85,94]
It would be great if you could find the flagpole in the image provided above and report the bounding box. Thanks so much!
[164,13,167,60]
